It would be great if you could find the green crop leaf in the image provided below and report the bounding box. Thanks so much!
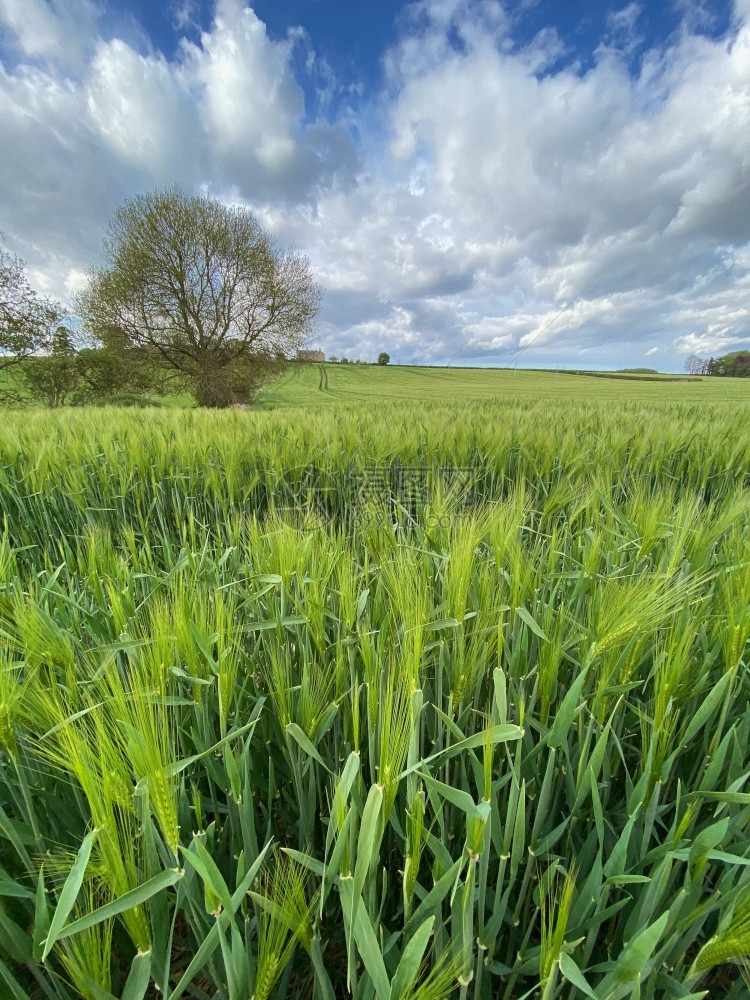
[42,826,98,960]
[339,876,390,1000]
[351,784,384,932]
[390,916,435,1000]
[286,722,333,773]
[121,949,153,1000]
[683,672,733,744]
[418,769,478,816]
[559,953,597,999]
[54,869,183,945]
[612,912,669,983]
[169,841,272,1000]
[516,606,548,640]
[548,666,590,749]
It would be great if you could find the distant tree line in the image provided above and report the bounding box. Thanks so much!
[685,351,750,377]
[326,353,390,365]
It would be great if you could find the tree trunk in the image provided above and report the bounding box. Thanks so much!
[193,363,235,408]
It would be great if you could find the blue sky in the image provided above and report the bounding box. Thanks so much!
[102,2,736,126]
[123,1,735,91]
[0,0,748,368]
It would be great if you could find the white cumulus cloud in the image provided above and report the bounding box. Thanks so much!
[0,0,749,370]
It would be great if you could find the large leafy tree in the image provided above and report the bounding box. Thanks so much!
[78,188,322,407]
[0,237,62,394]
[17,326,78,408]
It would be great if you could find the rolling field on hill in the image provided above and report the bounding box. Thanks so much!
[255,362,750,408]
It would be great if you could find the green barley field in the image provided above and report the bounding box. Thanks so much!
[1,375,750,999]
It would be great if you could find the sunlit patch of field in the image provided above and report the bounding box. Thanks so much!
[255,361,750,408]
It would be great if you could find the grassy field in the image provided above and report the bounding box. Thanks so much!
[3,358,749,410]
[1,388,750,999]
[255,362,750,408]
